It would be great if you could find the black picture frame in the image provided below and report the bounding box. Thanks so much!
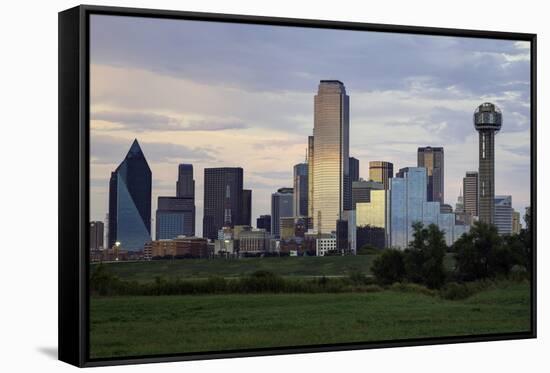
[58,4,537,368]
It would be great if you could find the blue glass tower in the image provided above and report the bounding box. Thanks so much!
[108,139,152,251]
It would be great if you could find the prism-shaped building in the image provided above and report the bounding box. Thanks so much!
[108,139,152,251]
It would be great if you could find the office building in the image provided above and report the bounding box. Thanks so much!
[356,189,389,249]
[90,221,104,250]
[341,210,356,254]
[242,189,252,226]
[512,210,522,234]
[307,135,315,223]
[440,204,453,213]
[293,163,309,218]
[202,167,243,240]
[156,196,195,240]
[150,236,208,258]
[474,102,502,224]
[256,214,271,233]
[108,139,152,251]
[312,80,350,233]
[417,147,444,203]
[316,236,337,256]
[176,164,194,198]
[280,217,296,240]
[352,179,384,209]
[349,157,360,182]
[239,230,271,254]
[336,219,349,252]
[463,171,479,218]
[369,161,393,190]
[494,195,513,235]
[271,187,294,238]
[389,167,469,248]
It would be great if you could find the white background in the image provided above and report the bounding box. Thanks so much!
[0,0,547,371]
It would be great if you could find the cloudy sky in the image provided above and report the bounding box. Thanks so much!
[89,14,531,237]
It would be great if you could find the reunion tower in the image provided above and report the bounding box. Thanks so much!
[474,102,502,225]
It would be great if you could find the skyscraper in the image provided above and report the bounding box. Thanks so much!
[474,102,502,225]
[156,197,195,239]
[512,210,522,234]
[389,167,469,248]
[312,80,349,233]
[242,189,252,226]
[349,157,360,182]
[494,195,513,235]
[108,139,152,251]
[176,164,194,198]
[293,163,308,218]
[256,214,271,233]
[271,187,294,238]
[417,147,444,203]
[203,167,243,240]
[369,161,393,190]
[89,221,104,250]
[463,171,479,218]
[307,135,315,226]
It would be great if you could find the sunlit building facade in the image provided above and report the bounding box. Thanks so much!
[312,80,350,233]
[417,146,444,203]
[356,189,389,249]
[369,161,393,190]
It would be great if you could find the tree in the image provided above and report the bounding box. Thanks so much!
[517,207,532,272]
[404,222,447,289]
[453,221,504,280]
[371,249,406,285]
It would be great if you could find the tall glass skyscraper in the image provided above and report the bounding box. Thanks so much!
[417,146,444,203]
[312,80,349,233]
[474,102,502,225]
[293,163,308,218]
[108,139,152,251]
[389,167,469,248]
[202,167,243,240]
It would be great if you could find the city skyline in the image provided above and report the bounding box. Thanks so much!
[89,15,531,237]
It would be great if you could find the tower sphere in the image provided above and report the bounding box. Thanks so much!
[474,102,502,132]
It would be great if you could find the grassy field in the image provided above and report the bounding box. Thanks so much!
[90,282,530,359]
[94,255,381,282]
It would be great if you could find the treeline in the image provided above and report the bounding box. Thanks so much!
[90,266,383,297]
[371,214,532,292]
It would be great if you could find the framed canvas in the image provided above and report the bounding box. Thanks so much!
[58,5,537,367]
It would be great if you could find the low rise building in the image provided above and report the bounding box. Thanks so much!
[151,236,208,258]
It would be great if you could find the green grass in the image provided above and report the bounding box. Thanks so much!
[93,255,381,282]
[90,282,530,359]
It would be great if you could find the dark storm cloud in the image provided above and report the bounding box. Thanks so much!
[90,15,530,97]
[90,135,216,165]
